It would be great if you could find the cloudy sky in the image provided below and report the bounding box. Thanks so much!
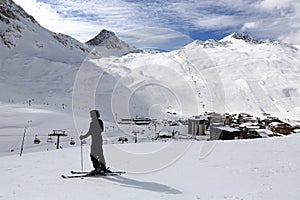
[14,0,300,51]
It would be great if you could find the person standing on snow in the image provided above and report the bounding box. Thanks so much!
[79,110,110,174]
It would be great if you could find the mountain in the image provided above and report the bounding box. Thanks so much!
[195,34,299,119]
[221,32,264,44]
[84,33,300,121]
[0,0,37,48]
[0,0,90,57]
[219,32,282,45]
[0,0,299,123]
[86,29,131,50]
[0,0,132,106]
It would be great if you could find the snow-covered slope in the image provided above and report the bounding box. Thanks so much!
[1,134,300,200]
[0,0,90,58]
[205,33,300,118]
[0,0,89,101]
[0,0,132,105]
[0,102,79,156]
[1,0,299,123]
[78,33,299,123]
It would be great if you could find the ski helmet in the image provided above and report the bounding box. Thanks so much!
[90,110,100,118]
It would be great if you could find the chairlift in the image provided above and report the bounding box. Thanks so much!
[70,138,75,145]
[118,137,128,144]
[34,135,40,144]
[47,136,54,143]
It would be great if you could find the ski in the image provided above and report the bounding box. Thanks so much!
[62,174,88,179]
[62,173,121,179]
[70,171,88,174]
[70,170,126,175]
[62,171,126,179]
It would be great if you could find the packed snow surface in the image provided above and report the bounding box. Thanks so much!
[1,134,300,200]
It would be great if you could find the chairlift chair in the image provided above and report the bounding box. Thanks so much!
[34,135,41,144]
[70,138,75,145]
[47,136,54,143]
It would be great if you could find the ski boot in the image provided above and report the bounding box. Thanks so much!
[100,164,112,174]
[87,168,101,176]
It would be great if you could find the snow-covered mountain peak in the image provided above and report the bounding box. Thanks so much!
[0,0,88,54]
[220,32,258,43]
[0,1,299,123]
[86,29,131,50]
[88,29,116,42]
[219,32,282,46]
[232,32,255,41]
[0,0,37,24]
[0,0,37,48]
[187,33,285,50]
[184,33,269,49]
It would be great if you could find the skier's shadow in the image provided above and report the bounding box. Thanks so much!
[102,175,182,194]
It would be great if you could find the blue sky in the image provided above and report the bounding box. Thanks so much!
[14,0,300,51]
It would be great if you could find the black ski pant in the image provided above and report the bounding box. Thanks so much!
[90,154,106,170]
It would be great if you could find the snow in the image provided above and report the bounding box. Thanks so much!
[0,103,78,156]
[1,134,300,200]
[74,36,299,122]
[215,126,240,132]
[256,129,274,137]
[1,0,299,121]
[1,1,300,199]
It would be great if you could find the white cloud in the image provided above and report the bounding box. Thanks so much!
[12,0,193,48]
[254,0,293,11]
[241,22,259,32]
[13,0,103,42]
[195,15,241,30]
[120,27,193,51]
[12,0,300,47]
[246,0,300,44]
[14,0,59,29]
[279,30,300,44]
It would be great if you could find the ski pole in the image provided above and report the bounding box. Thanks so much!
[80,139,87,172]
[81,140,83,172]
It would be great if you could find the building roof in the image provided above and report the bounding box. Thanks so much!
[189,116,209,121]
[255,129,273,136]
[213,126,240,132]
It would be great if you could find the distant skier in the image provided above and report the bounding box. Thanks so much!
[79,110,110,175]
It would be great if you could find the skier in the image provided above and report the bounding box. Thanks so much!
[79,110,110,175]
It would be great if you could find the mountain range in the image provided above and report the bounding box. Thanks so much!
[0,0,299,123]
